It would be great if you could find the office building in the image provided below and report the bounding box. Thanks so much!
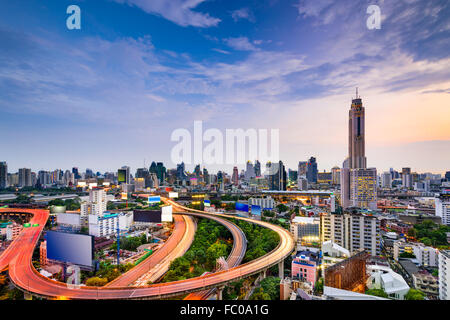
[298,177,308,191]
[117,166,130,184]
[18,168,32,188]
[0,161,7,189]
[306,157,317,184]
[176,162,187,181]
[232,166,239,186]
[245,161,256,180]
[331,167,340,185]
[317,171,332,184]
[290,217,320,245]
[381,171,392,188]
[267,161,286,191]
[254,160,261,177]
[349,168,377,210]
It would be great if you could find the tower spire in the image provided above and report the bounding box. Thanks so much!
[356,87,359,99]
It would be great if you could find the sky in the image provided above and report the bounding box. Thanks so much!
[0,0,449,175]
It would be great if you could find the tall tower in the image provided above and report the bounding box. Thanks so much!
[348,88,367,169]
[341,89,377,210]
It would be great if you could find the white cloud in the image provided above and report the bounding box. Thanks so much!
[114,0,220,27]
[224,37,258,51]
[231,8,255,22]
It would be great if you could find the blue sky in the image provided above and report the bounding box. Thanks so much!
[0,0,449,174]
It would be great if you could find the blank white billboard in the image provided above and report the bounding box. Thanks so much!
[161,205,173,222]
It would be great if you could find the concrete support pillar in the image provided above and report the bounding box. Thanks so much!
[278,260,284,279]
[261,270,267,280]
[217,287,224,300]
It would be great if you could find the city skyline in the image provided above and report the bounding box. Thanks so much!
[0,1,449,174]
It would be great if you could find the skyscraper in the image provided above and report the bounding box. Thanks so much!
[254,160,261,177]
[341,90,377,210]
[245,161,256,180]
[176,162,187,181]
[72,167,80,180]
[232,166,239,186]
[18,168,32,187]
[0,161,7,189]
[306,157,318,184]
[268,161,287,191]
[346,89,367,170]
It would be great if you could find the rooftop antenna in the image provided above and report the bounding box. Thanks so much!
[356,87,359,99]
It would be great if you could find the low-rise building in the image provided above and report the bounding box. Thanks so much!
[366,264,410,300]
[412,271,439,297]
[393,240,439,267]
[321,240,350,268]
[291,250,319,289]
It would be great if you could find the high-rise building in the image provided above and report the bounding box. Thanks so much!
[439,250,450,300]
[306,157,318,184]
[331,166,341,185]
[347,91,367,169]
[18,168,32,188]
[245,161,256,180]
[118,166,130,184]
[85,168,94,179]
[81,188,107,217]
[298,161,307,177]
[268,161,287,191]
[232,166,239,186]
[194,164,201,177]
[135,168,149,179]
[350,168,377,209]
[381,171,392,188]
[176,163,187,181]
[63,170,74,186]
[72,167,80,179]
[156,163,166,181]
[320,211,381,256]
[445,171,450,181]
[203,168,210,185]
[288,169,298,184]
[0,161,7,189]
[341,91,377,210]
[254,160,261,177]
[436,191,450,226]
[38,170,50,186]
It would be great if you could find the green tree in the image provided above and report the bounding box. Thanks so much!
[249,287,271,300]
[365,288,389,298]
[260,277,280,300]
[399,252,416,259]
[405,289,425,300]
[86,277,108,287]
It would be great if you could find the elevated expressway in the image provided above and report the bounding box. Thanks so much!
[0,199,294,299]
[105,214,196,287]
